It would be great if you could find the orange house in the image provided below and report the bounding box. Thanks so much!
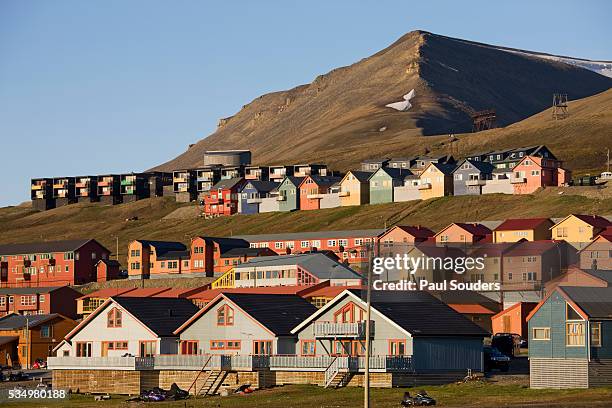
[298,175,342,211]
[491,302,538,338]
[378,225,435,257]
[434,223,492,245]
[511,155,568,194]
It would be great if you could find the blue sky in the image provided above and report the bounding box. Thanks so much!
[0,1,610,206]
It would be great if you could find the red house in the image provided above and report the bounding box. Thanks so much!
[511,155,569,194]
[95,259,121,282]
[190,236,257,277]
[203,178,245,216]
[0,286,82,319]
[491,302,538,338]
[298,175,342,211]
[0,239,112,287]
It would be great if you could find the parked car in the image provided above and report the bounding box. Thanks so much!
[492,333,521,357]
[484,346,510,372]
[32,359,47,369]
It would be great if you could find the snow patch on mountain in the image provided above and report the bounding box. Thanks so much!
[386,89,416,111]
[498,48,612,78]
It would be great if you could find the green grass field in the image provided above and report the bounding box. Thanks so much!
[2,383,612,408]
[1,186,611,269]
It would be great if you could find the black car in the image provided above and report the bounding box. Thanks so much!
[484,346,510,372]
[491,333,521,357]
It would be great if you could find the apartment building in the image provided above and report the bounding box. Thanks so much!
[195,166,222,200]
[52,177,77,207]
[0,286,82,319]
[30,178,55,211]
[74,176,98,203]
[173,169,197,202]
[120,172,172,203]
[97,174,122,205]
[0,239,112,287]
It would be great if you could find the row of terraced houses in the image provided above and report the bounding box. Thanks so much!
[30,145,570,214]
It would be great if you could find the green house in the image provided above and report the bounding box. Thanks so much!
[368,168,410,205]
[277,176,305,212]
[528,286,612,388]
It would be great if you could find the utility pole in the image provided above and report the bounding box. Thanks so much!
[116,236,119,261]
[363,241,374,408]
[25,316,29,369]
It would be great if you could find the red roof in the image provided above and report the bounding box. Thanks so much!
[301,285,363,299]
[448,304,494,314]
[395,225,435,239]
[495,218,551,231]
[188,286,313,302]
[116,287,172,297]
[571,214,611,229]
[151,286,209,298]
[77,287,137,300]
[453,223,492,237]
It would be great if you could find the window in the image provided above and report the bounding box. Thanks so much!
[275,242,284,249]
[0,297,5,306]
[253,340,272,355]
[311,240,320,249]
[20,295,37,306]
[591,322,602,347]
[139,341,156,357]
[532,327,550,340]
[39,295,45,303]
[104,341,128,350]
[566,322,585,346]
[389,340,407,355]
[301,241,310,248]
[107,308,122,328]
[216,305,234,326]
[40,325,52,338]
[210,340,241,350]
[556,227,568,238]
[327,240,337,247]
[75,342,92,357]
[301,340,316,356]
[8,296,13,304]
[181,340,199,355]
[338,239,348,248]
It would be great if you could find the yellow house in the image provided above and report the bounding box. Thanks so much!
[339,170,371,206]
[418,163,455,200]
[493,218,553,243]
[550,214,611,249]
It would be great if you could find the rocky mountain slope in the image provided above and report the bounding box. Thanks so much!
[154,30,611,172]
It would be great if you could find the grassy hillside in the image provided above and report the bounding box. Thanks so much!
[2,187,611,267]
[154,30,611,174]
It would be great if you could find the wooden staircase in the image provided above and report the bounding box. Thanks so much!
[197,370,228,396]
[325,371,353,388]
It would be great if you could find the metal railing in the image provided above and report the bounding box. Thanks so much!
[313,321,374,337]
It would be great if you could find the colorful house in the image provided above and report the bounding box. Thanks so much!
[369,167,410,204]
[203,178,245,217]
[212,253,363,289]
[95,259,121,282]
[551,214,612,249]
[238,181,279,215]
[393,174,421,202]
[0,313,77,368]
[0,286,82,319]
[378,225,435,257]
[434,223,492,245]
[493,218,554,243]
[418,163,455,200]
[511,155,569,194]
[491,302,538,338]
[452,159,494,196]
[528,286,612,388]
[299,175,342,211]
[277,176,305,212]
[579,230,612,270]
[0,239,112,287]
[339,171,371,206]
[544,265,612,293]
[127,240,188,279]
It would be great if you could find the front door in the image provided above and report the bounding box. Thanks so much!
[139,341,156,357]
[101,342,109,357]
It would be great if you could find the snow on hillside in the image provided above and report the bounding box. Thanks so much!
[498,48,612,78]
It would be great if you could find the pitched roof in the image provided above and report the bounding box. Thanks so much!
[241,180,280,193]
[494,218,553,231]
[96,259,121,267]
[223,293,317,336]
[118,287,172,297]
[452,223,492,236]
[350,290,489,337]
[0,336,19,346]
[570,214,612,229]
[233,229,384,242]
[0,313,61,330]
[393,225,435,239]
[194,237,250,254]
[504,240,563,257]
[345,170,372,183]
[188,286,313,302]
[303,175,343,188]
[235,253,361,280]
[561,286,612,319]
[211,177,245,190]
[584,269,612,284]
[280,176,306,188]
[427,162,456,175]
[448,304,495,314]
[0,239,99,256]
[112,297,199,336]
[454,159,495,174]
[371,167,410,179]
[414,243,467,259]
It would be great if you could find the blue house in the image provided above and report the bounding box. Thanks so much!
[528,286,612,388]
[238,181,279,215]
[452,159,494,196]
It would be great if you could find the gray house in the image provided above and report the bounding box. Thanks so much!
[528,286,612,388]
[285,289,488,387]
[277,176,305,212]
[452,159,494,196]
